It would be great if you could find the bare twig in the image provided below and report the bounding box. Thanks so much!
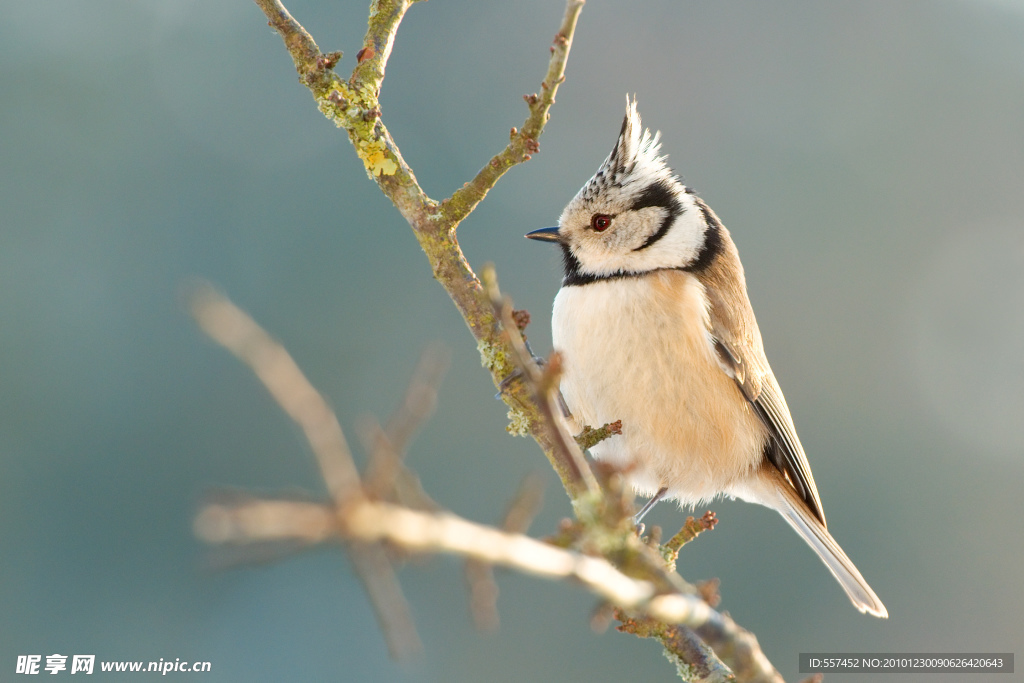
[190,284,362,505]
[196,496,716,626]
[482,264,599,499]
[252,0,324,75]
[575,420,623,452]
[350,0,416,97]
[666,511,720,554]
[195,498,336,544]
[349,542,423,659]
[464,472,545,631]
[215,0,791,678]
[190,286,421,660]
[464,556,501,632]
[501,472,545,535]
[362,345,449,499]
[384,344,449,452]
[441,0,587,225]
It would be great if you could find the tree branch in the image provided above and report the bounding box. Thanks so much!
[440,0,587,225]
[483,265,600,499]
[618,615,736,683]
[209,0,793,679]
[196,496,718,627]
[191,287,785,681]
[249,0,591,504]
[253,0,325,74]
[351,0,418,97]
[190,284,362,505]
[195,492,781,682]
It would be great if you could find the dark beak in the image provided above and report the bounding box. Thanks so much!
[525,226,561,243]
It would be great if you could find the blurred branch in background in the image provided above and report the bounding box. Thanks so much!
[191,0,794,680]
[191,285,781,682]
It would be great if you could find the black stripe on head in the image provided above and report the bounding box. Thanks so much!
[630,180,685,251]
[683,197,723,272]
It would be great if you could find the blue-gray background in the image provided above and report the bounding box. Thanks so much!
[2,0,1023,681]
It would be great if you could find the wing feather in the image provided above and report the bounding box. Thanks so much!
[695,217,827,526]
[748,374,825,525]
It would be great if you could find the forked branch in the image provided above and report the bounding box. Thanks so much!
[191,287,781,682]
[198,0,790,680]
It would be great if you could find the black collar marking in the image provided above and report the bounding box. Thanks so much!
[560,244,687,287]
[684,197,722,273]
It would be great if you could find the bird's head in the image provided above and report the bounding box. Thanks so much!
[528,98,717,285]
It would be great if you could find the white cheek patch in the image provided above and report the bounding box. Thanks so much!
[623,206,669,249]
[580,207,665,269]
[579,198,706,277]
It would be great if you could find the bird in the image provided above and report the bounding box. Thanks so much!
[526,97,887,618]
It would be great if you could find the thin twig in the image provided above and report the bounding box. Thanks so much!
[196,496,716,627]
[350,0,415,97]
[190,284,362,505]
[362,345,449,499]
[464,557,501,633]
[482,265,599,498]
[227,0,789,678]
[441,0,587,225]
[501,472,545,535]
[666,511,719,553]
[190,285,423,660]
[575,420,623,451]
[383,344,449,458]
[195,498,336,544]
[349,542,423,659]
[252,0,323,74]
[463,472,545,631]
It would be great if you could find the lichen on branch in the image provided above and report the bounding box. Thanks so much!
[221,0,790,679]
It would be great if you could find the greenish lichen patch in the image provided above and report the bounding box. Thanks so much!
[476,338,506,374]
[574,420,623,451]
[356,138,398,177]
[663,650,697,682]
[313,82,397,178]
[505,407,530,436]
[315,83,355,127]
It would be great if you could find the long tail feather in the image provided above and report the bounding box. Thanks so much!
[770,470,888,618]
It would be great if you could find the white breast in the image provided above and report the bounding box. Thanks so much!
[551,270,766,506]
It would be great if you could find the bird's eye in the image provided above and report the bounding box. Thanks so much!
[591,214,612,232]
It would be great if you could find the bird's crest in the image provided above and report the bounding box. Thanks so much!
[579,96,675,202]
